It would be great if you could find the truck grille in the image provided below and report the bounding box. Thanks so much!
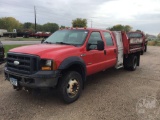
[7,52,40,74]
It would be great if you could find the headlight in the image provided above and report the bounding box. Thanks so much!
[45,60,52,66]
[41,59,56,70]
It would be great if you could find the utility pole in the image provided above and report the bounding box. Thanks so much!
[34,6,37,33]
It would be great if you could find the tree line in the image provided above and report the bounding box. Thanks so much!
[0,17,62,33]
[0,17,139,33]
[72,18,133,32]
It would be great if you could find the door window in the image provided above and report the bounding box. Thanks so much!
[88,32,102,50]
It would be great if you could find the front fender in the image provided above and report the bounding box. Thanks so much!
[58,56,86,82]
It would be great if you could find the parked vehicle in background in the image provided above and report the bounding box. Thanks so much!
[0,41,5,64]
[3,29,17,38]
[127,31,147,53]
[0,29,52,38]
[0,29,7,37]
[35,32,51,38]
[4,28,145,103]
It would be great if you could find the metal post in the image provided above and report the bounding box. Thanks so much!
[34,6,37,33]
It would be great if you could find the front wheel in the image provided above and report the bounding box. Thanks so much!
[58,71,83,103]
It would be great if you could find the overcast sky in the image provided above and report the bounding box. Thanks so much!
[0,0,160,35]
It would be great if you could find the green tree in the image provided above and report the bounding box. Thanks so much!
[124,25,132,32]
[108,24,132,32]
[34,24,42,32]
[43,23,59,33]
[60,25,65,29]
[136,30,142,32]
[72,18,87,27]
[0,17,21,32]
[23,22,33,29]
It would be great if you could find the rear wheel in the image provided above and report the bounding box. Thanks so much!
[144,45,147,52]
[58,71,82,103]
[141,50,144,55]
[130,55,137,71]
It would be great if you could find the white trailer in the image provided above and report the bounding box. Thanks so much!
[0,29,7,37]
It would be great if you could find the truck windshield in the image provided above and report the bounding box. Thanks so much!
[44,30,89,46]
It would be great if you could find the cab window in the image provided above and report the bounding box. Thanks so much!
[88,32,102,50]
[103,32,114,46]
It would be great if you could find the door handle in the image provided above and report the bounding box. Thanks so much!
[114,49,117,53]
[104,50,107,55]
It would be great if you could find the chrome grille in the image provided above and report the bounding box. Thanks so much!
[7,52,40,74]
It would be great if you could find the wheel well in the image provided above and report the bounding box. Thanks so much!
[64,64,85,78]
[59,64,86,88]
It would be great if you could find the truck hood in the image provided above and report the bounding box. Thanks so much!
[9,44,77,57]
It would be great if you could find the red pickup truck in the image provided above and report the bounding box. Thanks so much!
[4,28,145,103]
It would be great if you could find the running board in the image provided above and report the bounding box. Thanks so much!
[115,64,123,69]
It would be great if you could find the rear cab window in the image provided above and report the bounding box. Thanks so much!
[103,32,114,46]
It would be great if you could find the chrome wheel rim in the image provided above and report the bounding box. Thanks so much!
[67,79,79,98]
[133,58,137,69]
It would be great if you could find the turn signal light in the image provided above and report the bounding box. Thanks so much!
[42,67,51,70]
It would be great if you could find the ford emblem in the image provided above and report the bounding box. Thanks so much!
[14,61,20,65]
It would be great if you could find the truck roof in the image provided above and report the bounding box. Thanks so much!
[60,28,112,33]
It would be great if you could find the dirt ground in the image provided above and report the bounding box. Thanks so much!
[0,46,160,120]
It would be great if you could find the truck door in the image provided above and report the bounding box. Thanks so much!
[102,32,117,68]
[84,31,113,75]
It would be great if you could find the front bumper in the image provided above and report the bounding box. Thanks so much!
[4,67,60,88]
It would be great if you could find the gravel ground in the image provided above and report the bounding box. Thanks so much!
[0,46,160,120]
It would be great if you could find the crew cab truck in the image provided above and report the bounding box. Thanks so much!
[4,28,144,103]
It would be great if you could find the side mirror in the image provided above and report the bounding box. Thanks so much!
[41,39,45,43]
[97,40,104,50]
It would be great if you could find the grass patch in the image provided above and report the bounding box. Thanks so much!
[1,37,42,41]
[15,37,42,41]
[4,44,29,54]
[148,41,160,46]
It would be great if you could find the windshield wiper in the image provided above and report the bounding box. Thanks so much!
[56,42,75,46]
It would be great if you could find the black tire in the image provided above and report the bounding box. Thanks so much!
[123,64,130,70]
[130,55,137,71]
[123,57,130,70]
[141,50,144,55]
[58,71,83,103]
